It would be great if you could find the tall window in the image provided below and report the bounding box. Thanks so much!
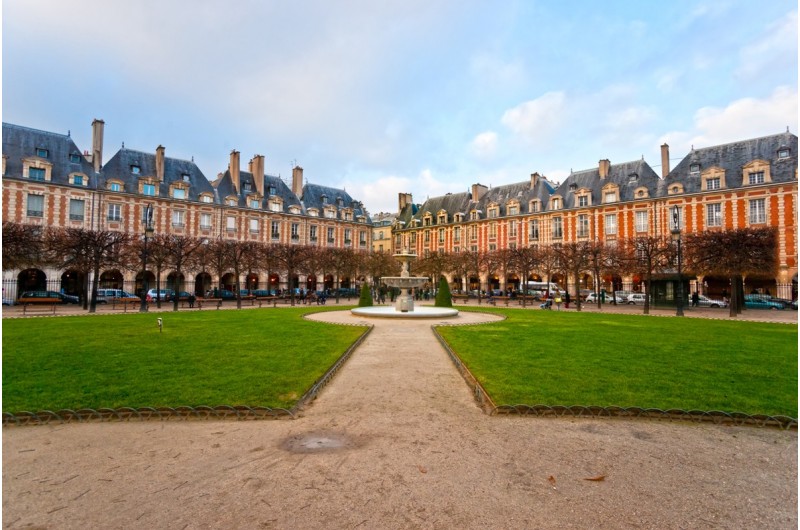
[359,230,367,246]
[438,228,445,243]
[310,225,318,240]
[291,223,300,239]
[250,219,259,233]
[143,183,156,196]
[108,203,122,222]
[748,172,765,185]
[327,227,335,243]
[344,229,352,244]
[226,216,236,231]
[706,203,722,227]
[470,225,477,240]
[489,223,497,238]
[200,213,212,229]
[530,201,540,212]
[749,198,766,224]
[454,226,461,242]
[29,167,45,181]
[577,214,589,237]
[529,219,539,241]
[26,194,44,217]
[552,217,563,239]
[271,221,280,239]
[172,210,185,227]
[605,214,617,235]
[509,221,517,237]
[634,210,648,233]
[69,199,85,221]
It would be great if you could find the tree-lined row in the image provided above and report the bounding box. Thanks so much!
[3,222,776,317]
[2,223,400,313]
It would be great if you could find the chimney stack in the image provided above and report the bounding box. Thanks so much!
[530,172,540,189]
[251,155,265,196]
[230,150,240,194]
[155,145,165,181]
[91,119,104,173]
[292,166,304,198]
[398,192,413,212]
[471,183,488,202]
[660,143,670,178]
[599,159,610,179]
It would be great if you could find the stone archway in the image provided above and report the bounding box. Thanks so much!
[61,269,86,298]
[99,270,124,290]
[195,272,212,297]
[17,268,47,297]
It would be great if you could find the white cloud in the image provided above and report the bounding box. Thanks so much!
[736,11,798,81]
[692,86,798,144]
[346,175,412,215]
[470,131,498,158]
[500,92,567,144]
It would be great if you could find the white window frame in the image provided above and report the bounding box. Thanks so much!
[706,203,722,227]
[172,210,185,227]
[605,214,617,235]
[108,203,122,222]
[634,210,648,233]
[749,198,766,224]
[200,213,212,229]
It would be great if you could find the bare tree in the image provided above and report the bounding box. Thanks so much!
[222,240,261,309]
[272,243,315,306]
[2,222,47,272]
[46,227,131,313]
[509,244,542,307]
[553,242,592,311]
[684,227,778,317]
[619,236,675,315]
[164,235,205,311]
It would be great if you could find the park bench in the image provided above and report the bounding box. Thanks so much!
[451,294,470,304]
[108,298,141,312]
[195,297,222,309]
[19,297,60,315]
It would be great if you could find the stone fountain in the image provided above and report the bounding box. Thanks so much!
[350,249,458,319]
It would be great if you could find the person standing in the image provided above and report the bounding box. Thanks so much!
[564,291,571,309]
[691,291,699,307]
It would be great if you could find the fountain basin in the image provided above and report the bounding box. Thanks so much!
[350,305,459,319]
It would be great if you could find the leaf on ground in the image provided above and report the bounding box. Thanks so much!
[583,475,606,482]
[418,465,427,474]
[547,475,556,487]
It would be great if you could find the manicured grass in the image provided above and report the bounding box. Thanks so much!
[437,308,798,418]
[2,307,366,412]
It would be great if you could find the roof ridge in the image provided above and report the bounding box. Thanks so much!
[3,122,71,139]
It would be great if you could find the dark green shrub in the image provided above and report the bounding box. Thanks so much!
[358,283,373,307]
[434,276,452,307]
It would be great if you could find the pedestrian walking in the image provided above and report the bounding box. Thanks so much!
[691,291,699,307]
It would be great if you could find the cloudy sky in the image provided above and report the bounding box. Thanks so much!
[3,0,797,214]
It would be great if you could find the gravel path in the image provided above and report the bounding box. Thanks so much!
[3,310,797,529]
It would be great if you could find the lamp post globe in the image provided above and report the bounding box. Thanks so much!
[671,206,684,317]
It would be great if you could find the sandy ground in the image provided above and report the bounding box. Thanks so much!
[2,308,797,529]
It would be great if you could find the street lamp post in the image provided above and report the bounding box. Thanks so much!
[139,204,155,313]
[670,206,684,317]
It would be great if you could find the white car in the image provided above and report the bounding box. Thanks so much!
[694,294,728,308]
[626,293,649,305]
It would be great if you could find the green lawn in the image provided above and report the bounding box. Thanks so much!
[2,307,366,412]
[437,308,798,418]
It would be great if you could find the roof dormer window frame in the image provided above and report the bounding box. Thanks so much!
[199,192,213,203]
[701,167,726,191]
[131,164,141,175]
[107,179,124,192]
[36,147,49,158]
[689,163,701,174]
[742,159,772,186]
[69,172,88,187]
[550,196,562,210]
[529,199,541,213]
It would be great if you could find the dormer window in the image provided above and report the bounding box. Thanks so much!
[268,185,276,196]
[109,182,122,192]
[530,200,540,213]
[28,167,46,181]
[470,211,479,221]
[131,165,141,174]
[249,198,260,209]
[507,205,518,216]
[337,197,344,207]
[578,195,588,207]
[199,193,213,203]
[748,171,765,185]
[36,148,49,158]
[182,174,190,182]
[628,173,639,183]
[488,208,499,218]
[70,174,85,186]
[551,198,561,210]
[227,198,237,206]
[69,153,81,163]
[321,195,328,205]
[778,148,790,159]
[689,163,700,174]
[243,182,251,192]
[173,188,186,200]
[569,183,577,191]
[143,183,156,196]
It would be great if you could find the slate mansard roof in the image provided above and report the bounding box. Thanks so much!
[2,123,98,185]
[102,147,215,200]
[301,183,370,220]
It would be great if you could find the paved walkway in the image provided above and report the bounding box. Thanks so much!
[2,309,797,529]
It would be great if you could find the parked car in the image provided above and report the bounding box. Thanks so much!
[765,296,795,309]
[585,292,600,304]
[694,294,728,308]
[3,297,15,306]
[612,291,633,304]
[146,289,174,301]
[175,291,195,301]
[743,294,784,310]
[95,288,139,304]
[20,290,80,304]
[626,293,649,305]
[250,289,274,297]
